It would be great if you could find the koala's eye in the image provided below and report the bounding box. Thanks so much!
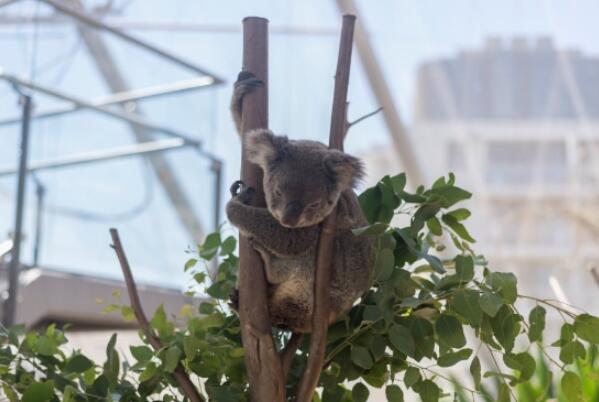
[274,189,282,197]
[306,200,321,210]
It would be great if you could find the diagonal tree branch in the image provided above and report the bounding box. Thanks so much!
[295,14,356,402]
[109,228,204,402]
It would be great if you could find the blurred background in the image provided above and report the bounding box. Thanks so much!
[0,0,598,382]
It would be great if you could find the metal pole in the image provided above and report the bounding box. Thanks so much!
[4,94,32,326]
[32,177,45,267]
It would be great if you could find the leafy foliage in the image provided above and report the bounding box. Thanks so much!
[1,172,598,402]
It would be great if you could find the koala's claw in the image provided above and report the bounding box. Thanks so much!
[229,180,245,197]
[235,71,264,90]
[229,180,255,204]
[233,71,264,111]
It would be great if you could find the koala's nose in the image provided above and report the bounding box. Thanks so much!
[281,201,303,226]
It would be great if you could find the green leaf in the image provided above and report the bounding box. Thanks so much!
[446,208,471,221]
[503,352,536,383]
[162,346,181,373]
[90,375,109,397]
[429,185,471,208]
[437,348,472,367]
[403,367,421,388]
[442,214,476,243]
[229,347,245,358]
[385,384,404,402]
[64,354,93,373]
[479,293,503,317]
[486,272,518,304]
[184,258,197,271]
[200,232,220,259]
[426,217,442,236]
[452,289,483,328]
[435,314,466,349]
[351,383,369,402]
[470,356,481,389]
[130,345,153,363]
[350,345,373,370]
[121,305,135,321]
[183,336,201,360]
[559,340,586,365]
[139,362,158,382]
[22,381,53,402]
[194,272,206,284]
[419,253,445,274]
[375,248,395,281]
[150,305,175,340]
[390,173,407,193]
[573,314,599,344]
[561,371,583,402]
[491,305,521,353]
[412,379,440,402]
[455,255,474,282]
[528,306,546,343]
[410,318,435,358]
[363,305,382,322]
[388,324,415,357]
[220,236,237,255]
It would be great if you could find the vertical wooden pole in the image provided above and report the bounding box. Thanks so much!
[296,15,356,402]
[238,17,286,402]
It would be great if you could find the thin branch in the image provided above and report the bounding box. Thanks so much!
[348,106,383,128]
[281,332,304,378]
[591,267,599,288]
[295,14,356,402]
[109,228,204,402]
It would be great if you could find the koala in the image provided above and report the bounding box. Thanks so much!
[226,72,374,333]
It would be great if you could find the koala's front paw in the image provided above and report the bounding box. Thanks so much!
[229,180,245,197]
[232,71,264,114]
[229,180,255,205]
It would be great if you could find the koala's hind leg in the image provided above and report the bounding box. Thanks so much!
[230,71,264,135]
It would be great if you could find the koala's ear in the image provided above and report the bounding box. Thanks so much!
[324,150,365,189]
[244,129,286,168]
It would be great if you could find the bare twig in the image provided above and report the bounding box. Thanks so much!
[295,15,356,402]
[109,228,204,402]
[348,106,383,128]
[281,332,304,378]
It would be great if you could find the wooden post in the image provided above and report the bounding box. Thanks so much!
[296,14,356,402]
[238,17,287,402]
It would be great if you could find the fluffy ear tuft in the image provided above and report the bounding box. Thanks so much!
[324,150,365,190]
[244,129,286,168]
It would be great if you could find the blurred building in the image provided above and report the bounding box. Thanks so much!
[365,37,599,312]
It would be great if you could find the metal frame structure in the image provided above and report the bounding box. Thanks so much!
[0,0,227,325]
[0,138,190,176]
[0,77,215,127]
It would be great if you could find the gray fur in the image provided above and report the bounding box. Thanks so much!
[227,73,374,333]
